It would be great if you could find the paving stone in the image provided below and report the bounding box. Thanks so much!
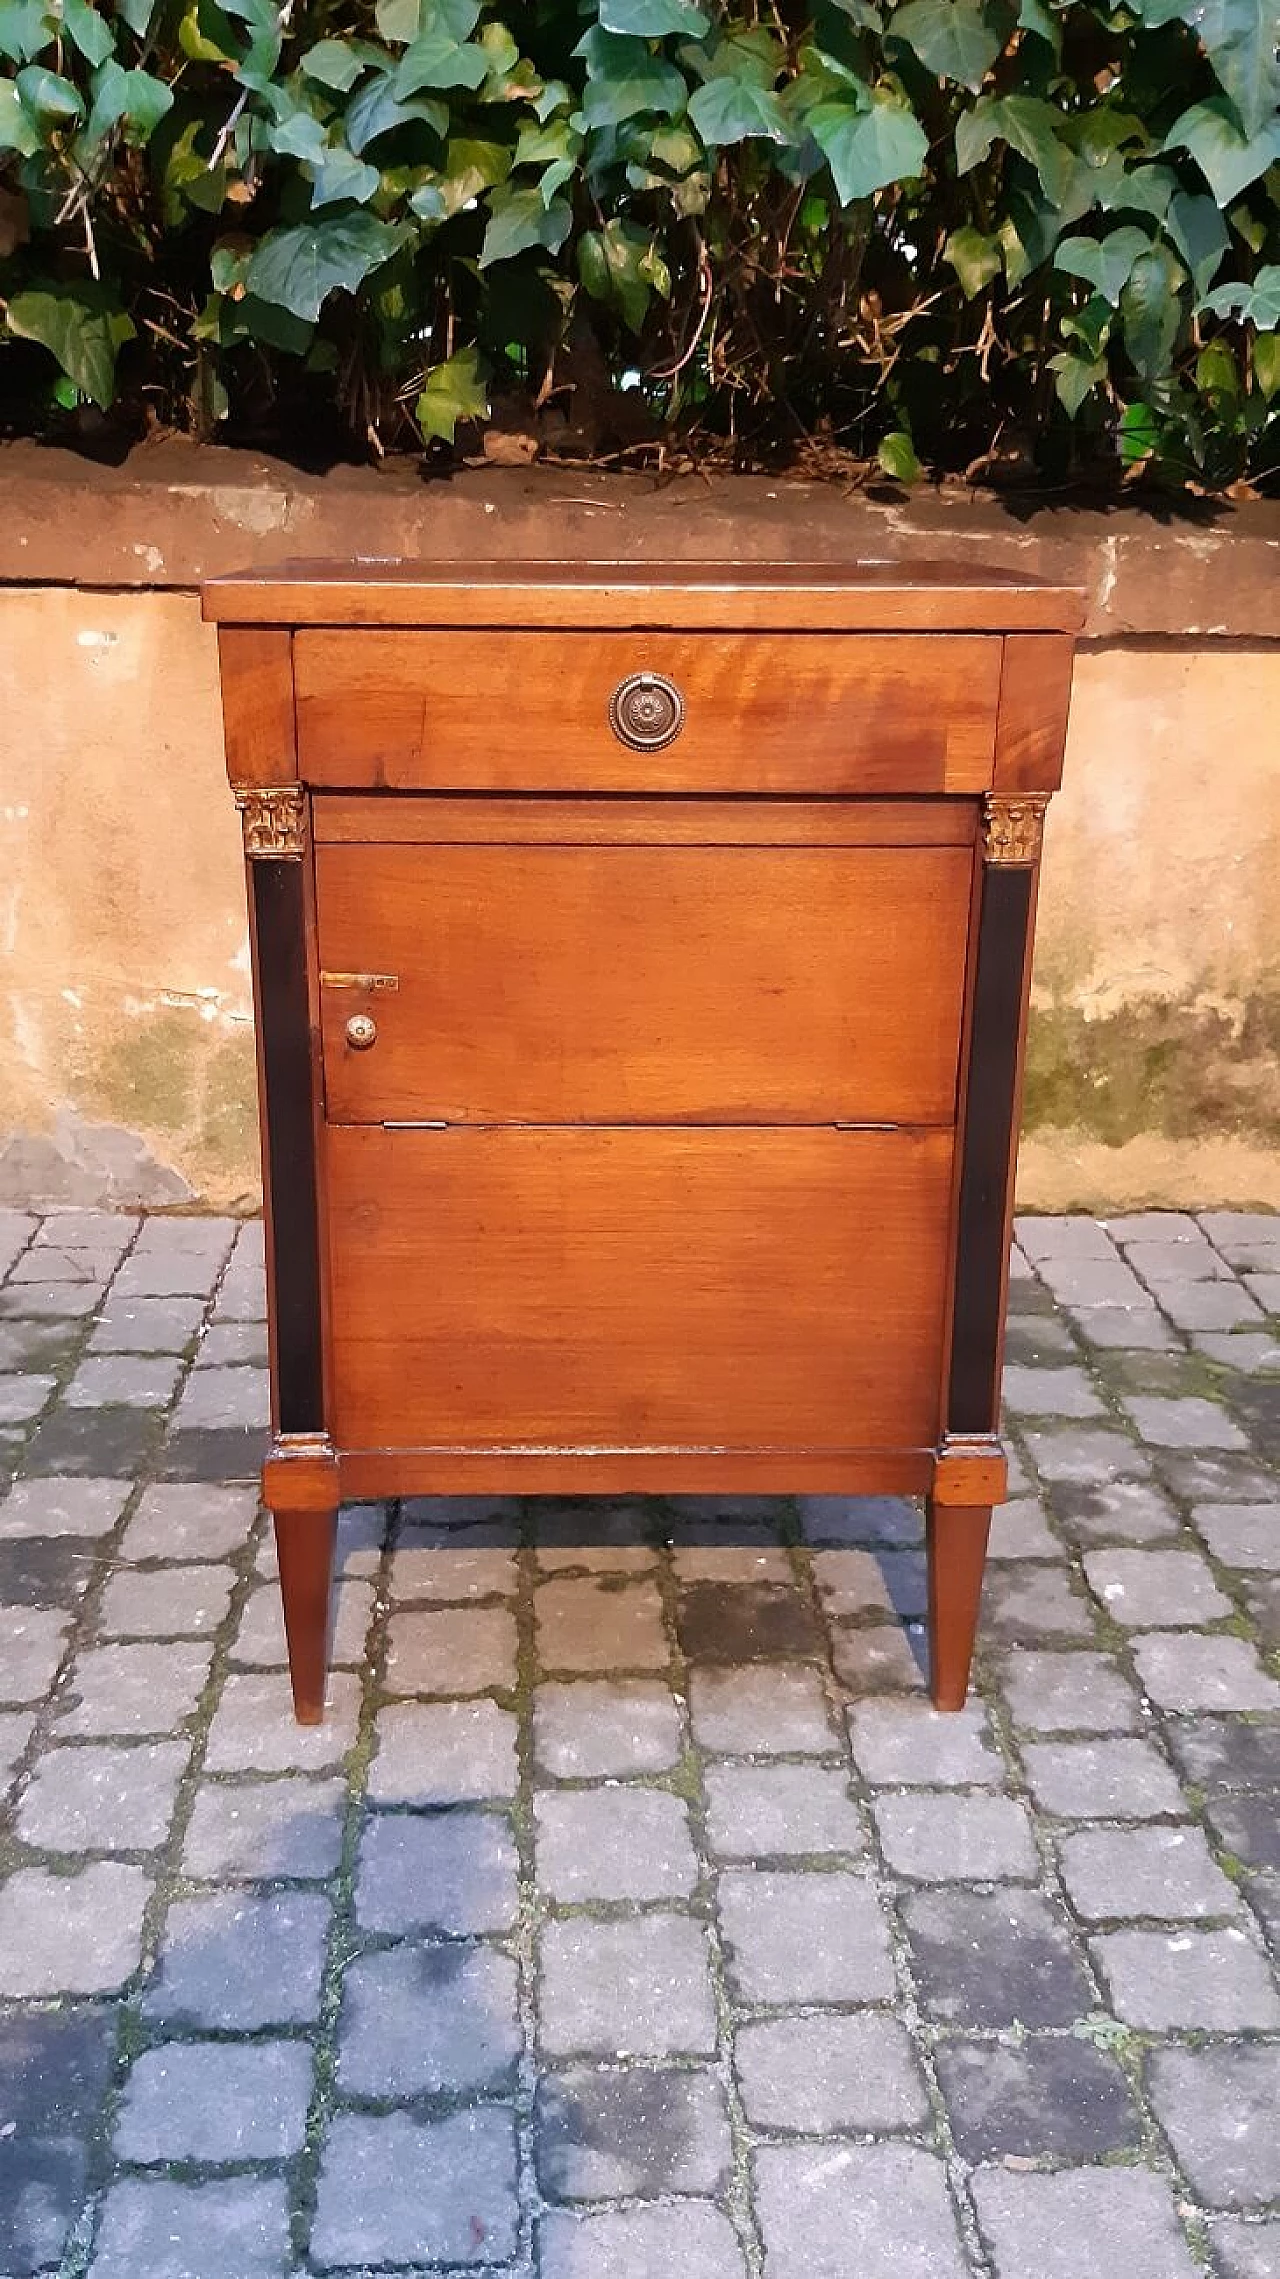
[91,2175,296,2277]
[937,2035,1139,2161]
[1200,1211,1280,1246]
[718,1868,894,2004]
[356,1807,518,1933]
[1091,1925,1280,2029]
[541,2203,746,2279]
[704,1762,865,1859]
[338,1941,521,2096]
[1164,1715,1280,1790]
[183,1775,347,1880]
[383,1603,518,1694]
[755,2141,967,2279]
[535,1574,669,1672]
[1069,1303,1177,1349]
[675,1578,821,1664]
[1017,1216,1120,1261]
[986,1497,1061,1560]
[1083,1546,1231,1627]
[982,1563,1096,1642]
[536,1785,699,1900]
[0,1861,150,1994]
[1159,1451,1279,1503]
[133,1216,237,1257]
[1209,2217,1280,2279]
[193,1320,268,1367]
[64,1354,185,1409]
[88,1297,206,1353]
[831,1622,926,1696]
[1245,1871,1280,1952]
[1023,1426,1151,1485]
[122,1481,257,1559]
[1197,1333,1280,1372]
[535,2065,732,2199]
[533,1678,682,1778]
[1123,1235,1232,1282]
[1001,1649,1140,1734]
[798,1494,922,1548]
[368,1699,518,1804]
[171,1365,269,1430]
[1123,1394,1249,1449]
[671,1544,791,1584]
[17,1738,188,1851]
[1020,1736,1187,1819]
[311,2107,518,2269]
[233,1576,372,1668]
[1242,1571,1280,1651]
[111,1251,225,1300]
[1132,1632,1279,1713]
[99,1562,234,1637]
[1095,1348,1213,1399]
[0,1278,103,1319]
[145,1889,330,2026]
[688,1664,837,1756]
[873,1790,1038,1882]
[56,1639,213,1736]
[114,2039,312,2163]
[1205,1793,1280,1871]
[391,1544,518,1602]
[811,1547,896,1619]
[1108,1212,1206,1245]
[1245,1272,1280,1312]
[539,1913,717,2058]
[902,1887,1093,2026]
[1058,1823,1240,1920]
[735,2010,928,2133]
[1158,1281,1264,1332]
[1,1604,71,1701]
[204,1669,360,1773]
[1002,1365,1105,1418]
[847,1699,1003,1788]
[0,1317,84,1373]
[1049,1479,1183,1545]
[971,2166,1200,2279]
[0,1372,54,1422]
[0,1709,34,1785]
[1146,2044,1280,2210]
[399,1493,520,1545]
[0,2004,114,2274]
[0,1474,131,1540]
[1003,1313,1078,1362]
[24,1399,156,1476]
[1193,1502,1280,1569]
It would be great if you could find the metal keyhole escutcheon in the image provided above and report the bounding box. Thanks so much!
[345,1013,378,1051]
[609,671,685,752]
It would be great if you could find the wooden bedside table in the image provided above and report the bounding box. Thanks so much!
[205,563,1081,1723]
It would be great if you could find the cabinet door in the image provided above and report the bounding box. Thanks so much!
[324,1125,954,1454]
[315,837,972,1127]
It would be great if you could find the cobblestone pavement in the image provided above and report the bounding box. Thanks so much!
[0,1207,1278,2279]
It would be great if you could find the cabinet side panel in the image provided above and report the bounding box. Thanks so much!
[993,635,1074,793]
[249,859,324,1432]
[218,627,297,789]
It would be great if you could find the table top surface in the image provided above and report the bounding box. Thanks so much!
[203,558,1086,633]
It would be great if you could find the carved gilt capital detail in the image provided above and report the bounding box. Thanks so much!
[983,793,1048,867]
[236,786,307,860]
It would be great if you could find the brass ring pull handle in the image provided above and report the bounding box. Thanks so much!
[609,671,685,752]
[345,1013,378,1051]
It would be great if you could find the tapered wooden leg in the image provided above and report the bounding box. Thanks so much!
[927,1499,991,1711]
[273,1505,337,1725]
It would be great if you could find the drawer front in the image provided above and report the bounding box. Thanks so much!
[325,1125,953,1452]
[294,630,1001,793]
[316,838,973,1127]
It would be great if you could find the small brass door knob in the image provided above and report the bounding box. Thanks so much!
[609,671,684,752]
[345,1012,378,1051]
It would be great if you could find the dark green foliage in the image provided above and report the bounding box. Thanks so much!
[1,0,1276,485]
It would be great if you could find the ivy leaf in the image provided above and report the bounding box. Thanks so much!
[376,0,479,43]
[944,223,1002,295]
[6,282,134,406]
[1164,99,1280,205]
[1201,263,1280,326]
[1254,332,1280,397]
[86,58,174,142]
[1054,224,1153,304]
[688,73,791,144]
[877,430,921,479]
[415,343,489,440]
[574,28,687,126]
[395,32,489,93]
[437,133,511,211]
[888,0,1003,94]
[956,93,1076,204]
[578,216,669,327]
[309,146,381,207]
[808,97,928,204]
[346,70,448,150]
[15,63,83,122]
[301,39,368,90]
[1120,244,1186,380]
[61,0,113,66]
[246,213,409,322]
[1166,188,1229,295]
[1183,0,1280,144]
[1118,398,1161,465]
[116,0,157,27]
[1050,349,1108,414]
[478,182,572,264]
[0,77,40,150]
[1017,0,1061,57]
[599,0,709,32]
[0,3,56,63]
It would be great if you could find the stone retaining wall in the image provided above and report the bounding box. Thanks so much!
[1,442,1277,1209]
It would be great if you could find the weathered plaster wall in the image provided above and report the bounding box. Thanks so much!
[2,447,1277,1210]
